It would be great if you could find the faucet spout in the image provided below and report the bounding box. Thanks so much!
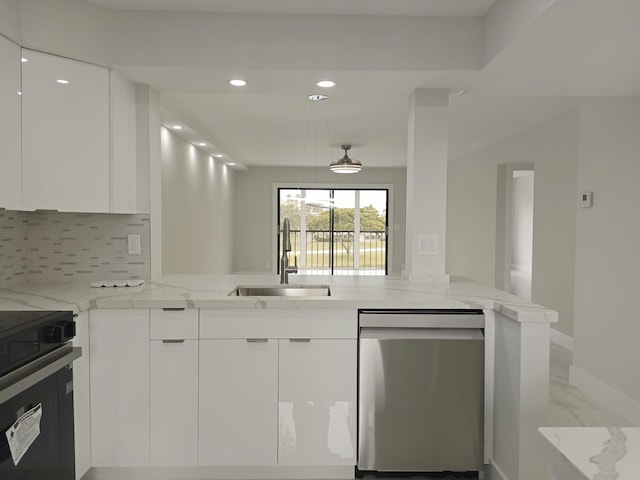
[280,218,298,284]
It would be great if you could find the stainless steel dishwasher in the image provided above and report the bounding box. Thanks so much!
[357,309,485,475]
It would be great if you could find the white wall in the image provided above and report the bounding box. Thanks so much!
[233,167,406,274]
[161,127,234,274]
[571,97,640,417]
[446,108,578,337]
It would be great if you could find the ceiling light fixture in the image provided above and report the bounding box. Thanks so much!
[229,79,247,87]
[198,142,206,146]
[330,144,362,174]
[21,57,28,63]
[315,80,336,88]
[214,154,223,158]
[56,79,69,84]
[172,125,182,130]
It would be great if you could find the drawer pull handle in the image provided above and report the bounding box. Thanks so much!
[162,339,185,343]
[162,308,186,311]
[246,338,268,343]
[289,338,311,342]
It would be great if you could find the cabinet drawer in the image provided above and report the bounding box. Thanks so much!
[199,309,356,339]
[150,308,198,339]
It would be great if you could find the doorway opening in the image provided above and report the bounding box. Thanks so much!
[495,165,534,300]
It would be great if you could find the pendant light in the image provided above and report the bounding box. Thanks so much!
[330,144,362,174]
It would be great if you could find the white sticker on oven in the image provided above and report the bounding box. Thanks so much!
[5,403,42,465]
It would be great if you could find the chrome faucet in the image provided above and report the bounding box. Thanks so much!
[280,218,298,284]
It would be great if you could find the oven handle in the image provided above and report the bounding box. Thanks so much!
[0,346,82,404]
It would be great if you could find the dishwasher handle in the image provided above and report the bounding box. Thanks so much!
[359,327,484,341]
[359,312,484,329]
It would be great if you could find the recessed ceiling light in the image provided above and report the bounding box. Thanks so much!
[214,154,223,158]
[21,57,28,63]
[172,125,182,130]
[308,94,328,101]
[315,80,336,88]
[198,142,207,146]
[227,162,236,166]
[56,79,69,84]
[229,79,247,87]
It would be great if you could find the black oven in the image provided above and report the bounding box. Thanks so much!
[0,311,81,480]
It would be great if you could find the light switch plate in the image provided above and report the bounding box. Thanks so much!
[417,234,439,256]
[128,234,141,255]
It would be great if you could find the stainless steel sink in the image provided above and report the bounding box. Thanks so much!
[228,284,331,297]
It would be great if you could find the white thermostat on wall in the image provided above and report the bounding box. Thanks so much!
[579,191,593,208]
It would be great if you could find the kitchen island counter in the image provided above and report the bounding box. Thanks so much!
[0,273,556,324]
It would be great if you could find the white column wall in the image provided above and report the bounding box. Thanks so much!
[405,89,449,281]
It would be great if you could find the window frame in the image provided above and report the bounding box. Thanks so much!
[273,183,393,276]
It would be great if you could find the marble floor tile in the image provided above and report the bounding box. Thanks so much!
[548,343,633,427]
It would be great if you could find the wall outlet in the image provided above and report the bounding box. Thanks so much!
[417,234,439,256]
[128,235,141,255]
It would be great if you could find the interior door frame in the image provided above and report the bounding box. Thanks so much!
[494,163,534,292]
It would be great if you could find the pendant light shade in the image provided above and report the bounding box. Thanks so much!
[330,145,362,174]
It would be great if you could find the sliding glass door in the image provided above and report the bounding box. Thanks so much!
[278,188,388,276]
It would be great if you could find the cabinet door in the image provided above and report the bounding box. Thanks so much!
[21,49,109,212]
[150,339,198,466]
[278,339,357,466]
[199,339,278,466]
[0,35,21,210]
[90,309,149,467]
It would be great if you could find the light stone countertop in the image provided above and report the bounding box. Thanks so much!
[539,427,640,479]
[0,274,557,323]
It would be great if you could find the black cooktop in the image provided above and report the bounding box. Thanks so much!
[0,311,73,340]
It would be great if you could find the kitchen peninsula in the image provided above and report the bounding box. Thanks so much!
[0,274,556,480]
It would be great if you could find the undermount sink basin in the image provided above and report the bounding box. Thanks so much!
[228,284,331,297]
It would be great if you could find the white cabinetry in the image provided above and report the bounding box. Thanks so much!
[278,339,356,465]
[149,309,199,466]
[90,309,149,467]
[110,70,149,214]
[199,338,278,466]
[21,49,110,212]
[0,35,21,210]
[199,309,357,467]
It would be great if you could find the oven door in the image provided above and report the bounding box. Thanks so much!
[0,350,78,480]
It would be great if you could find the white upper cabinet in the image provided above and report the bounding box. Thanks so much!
[21,49,110,212]
[0,36,22,210]
[110,70,148,214]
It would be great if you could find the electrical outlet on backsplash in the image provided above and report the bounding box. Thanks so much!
[0,211,151,288]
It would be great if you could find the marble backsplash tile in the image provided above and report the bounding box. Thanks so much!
[0,211,29,287]
[0,211,151,287]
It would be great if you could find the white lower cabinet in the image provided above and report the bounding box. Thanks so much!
[88,307,356,472]
[198,309,357,467]
[199,339,278,466]
[278,339,357,465]
[89,309,150,467]
[150,339,199,466]
[149,308,199,466]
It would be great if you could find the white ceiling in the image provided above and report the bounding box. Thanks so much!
[85,0,499,17]
[81,0,640,169]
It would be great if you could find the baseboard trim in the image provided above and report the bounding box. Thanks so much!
[569,364,640,425]
[550,328,573,351]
